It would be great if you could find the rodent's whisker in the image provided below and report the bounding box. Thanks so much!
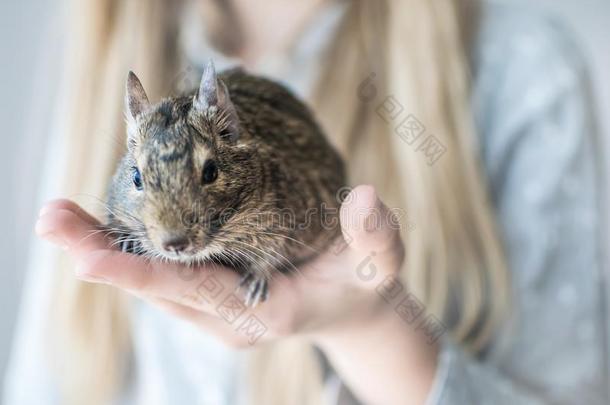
[230,240,304,283]
[225,245,274,281]
[73,227,115,247]
[233,249,267,276]
[221,249,249,270]
[72,193,141,225]
[251,231,320,254]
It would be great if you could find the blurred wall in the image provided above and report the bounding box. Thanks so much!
[0,0,608,398]
[0,0,58,396]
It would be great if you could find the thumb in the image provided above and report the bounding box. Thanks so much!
[339,185,405,270]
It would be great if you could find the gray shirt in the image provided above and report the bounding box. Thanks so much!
[4,2,608,404]
[427,4,607,404]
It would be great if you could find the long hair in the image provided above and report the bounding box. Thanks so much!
[50,1,508,404]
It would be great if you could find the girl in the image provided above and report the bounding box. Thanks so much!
[5,0,607,404]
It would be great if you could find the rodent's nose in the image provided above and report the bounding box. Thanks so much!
[162,236,190,254]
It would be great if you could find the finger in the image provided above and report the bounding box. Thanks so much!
[78,248,297,335]
[146,297,268,348]
[76,249,241,311]
[147,297,224,325]
[340,185,405,273]
[36,208,108,252]
[39,199,100,225]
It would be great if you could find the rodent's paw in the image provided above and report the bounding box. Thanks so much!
[118,234,143,255]
[236,273,269,308]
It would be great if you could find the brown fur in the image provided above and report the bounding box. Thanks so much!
[106,65,345,303]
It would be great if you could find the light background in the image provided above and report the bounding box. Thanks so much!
[0,0,608,397]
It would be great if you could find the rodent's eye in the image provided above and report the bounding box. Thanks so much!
[132,167,143,190]
[202,160,218,185]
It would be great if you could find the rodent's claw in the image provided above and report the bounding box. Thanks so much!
[118,235,141,255]
[237,273,269,308]
[120,240,131,253]
[247,278,268,308]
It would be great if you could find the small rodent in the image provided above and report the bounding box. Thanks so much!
[106,61,346,306]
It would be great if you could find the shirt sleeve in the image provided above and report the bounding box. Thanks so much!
[426,7,607,405]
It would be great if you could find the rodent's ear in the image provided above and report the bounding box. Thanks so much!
[194,59,221,110]
[194,60,240,142]
[125,71,150,150]
[125,71,150,120]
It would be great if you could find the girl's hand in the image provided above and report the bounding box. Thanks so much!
[35,185,405,347]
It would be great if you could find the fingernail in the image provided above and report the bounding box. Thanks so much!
[75,260,111,284]
[364,209,380,233]
[76,273,111,285]
[38,206,49,217]
[39,231,70,250]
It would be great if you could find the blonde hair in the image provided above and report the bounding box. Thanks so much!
[51,0,508,404]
